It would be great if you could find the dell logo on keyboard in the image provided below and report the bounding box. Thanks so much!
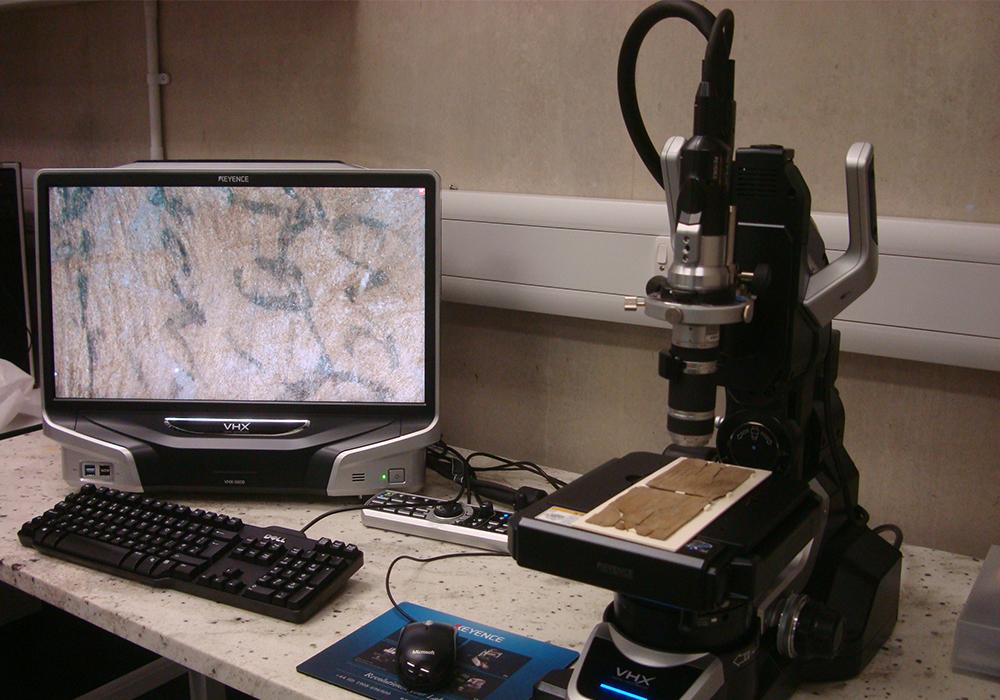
[223,422,251,432]
[262,534,286,544]
[218,175,250,183]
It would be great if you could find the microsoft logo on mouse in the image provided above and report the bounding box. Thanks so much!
[453,624,505,644]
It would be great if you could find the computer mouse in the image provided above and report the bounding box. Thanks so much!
[395,620,457,691]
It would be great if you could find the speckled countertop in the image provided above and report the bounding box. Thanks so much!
[0,432,995,700]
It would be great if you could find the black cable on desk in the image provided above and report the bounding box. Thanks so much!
[466,452,567,490]
[299,504,367,534]
[385,551,511,623]
[431,441,477,506]
[429,441,567,493]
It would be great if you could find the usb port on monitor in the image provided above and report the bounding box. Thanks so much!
[82,463,97,477]
[98,464,112,478]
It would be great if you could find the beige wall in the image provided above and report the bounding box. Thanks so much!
[4,1,998,221]
[1,1,997,555]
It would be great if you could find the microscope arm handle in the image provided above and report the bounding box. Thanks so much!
[803,142,879,327]
[660,136,687,233]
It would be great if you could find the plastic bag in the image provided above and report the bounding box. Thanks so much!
[0,359,38,430]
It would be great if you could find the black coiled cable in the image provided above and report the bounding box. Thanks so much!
[617,0,734,188]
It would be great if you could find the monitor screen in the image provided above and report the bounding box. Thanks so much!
[41,174,433,407]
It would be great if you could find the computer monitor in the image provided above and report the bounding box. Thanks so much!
[0,162,34,380]
[35,163,439,495]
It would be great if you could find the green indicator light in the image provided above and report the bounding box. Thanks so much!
[381,473,387,480]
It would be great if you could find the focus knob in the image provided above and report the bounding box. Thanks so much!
[776,594,845,660]
[645,275,670,296]
[794,599,845,660]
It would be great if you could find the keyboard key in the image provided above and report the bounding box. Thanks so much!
[41,529,67,548]
[172,553,208,568]
[136,556,161,576]
[200,540,229,561]
[151,560,176,577]
[287,586,317,610]
[244,585,275,603]
[57,534,129,567]
[121,551,144,571]
[171,563,197,580]
[310,567,335,588]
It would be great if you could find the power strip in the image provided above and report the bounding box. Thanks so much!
[361,490,511,552]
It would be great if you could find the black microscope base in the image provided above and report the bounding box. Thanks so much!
[532,524,901,700]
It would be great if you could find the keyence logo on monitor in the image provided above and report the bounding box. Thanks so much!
[217,175,250,183]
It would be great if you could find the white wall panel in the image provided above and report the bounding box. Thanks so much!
[442,190,1000,371]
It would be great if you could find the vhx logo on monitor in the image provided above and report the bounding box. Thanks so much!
[223,422,251,432]
[217,175,250,183]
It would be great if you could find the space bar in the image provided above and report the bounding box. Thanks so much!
[56,534,130,567]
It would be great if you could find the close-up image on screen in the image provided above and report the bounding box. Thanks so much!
[48,185,426,403]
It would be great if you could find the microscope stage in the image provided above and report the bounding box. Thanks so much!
[510,451,822,610]
[570,457,769,552]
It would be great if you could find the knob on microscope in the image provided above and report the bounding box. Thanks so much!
[775,593,845,660]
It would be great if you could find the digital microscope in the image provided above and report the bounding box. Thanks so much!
[511,2,902,698]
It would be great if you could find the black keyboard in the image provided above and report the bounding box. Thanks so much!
[17,484,363,623]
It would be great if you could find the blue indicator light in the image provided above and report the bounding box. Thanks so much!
[599,683,648,700]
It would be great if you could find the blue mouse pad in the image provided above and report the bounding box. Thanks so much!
[297,603,578,699]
